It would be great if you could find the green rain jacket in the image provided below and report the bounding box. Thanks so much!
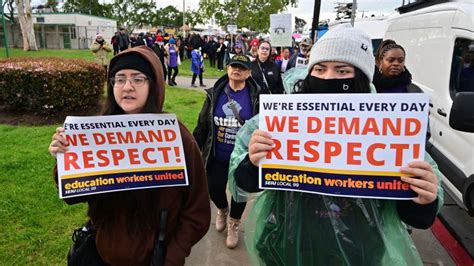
[228,81,444,266]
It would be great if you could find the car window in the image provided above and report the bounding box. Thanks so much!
[450,38,474,99]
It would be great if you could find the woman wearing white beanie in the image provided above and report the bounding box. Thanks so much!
[227,25,443,265]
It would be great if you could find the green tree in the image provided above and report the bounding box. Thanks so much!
[45,0,58,12]
[152,6,205,29]
[153,5,182,26]
[64,0,101,16]
[198,0,297,32]
[112,0,156,31]
[186,9,206,28]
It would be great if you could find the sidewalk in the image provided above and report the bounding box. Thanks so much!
[186,193,455,266]
[170,76,218,92]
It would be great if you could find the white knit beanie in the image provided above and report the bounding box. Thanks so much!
[308,25,375,82]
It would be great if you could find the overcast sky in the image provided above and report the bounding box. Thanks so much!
[157,0,403,23]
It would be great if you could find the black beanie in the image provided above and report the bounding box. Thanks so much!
[109,53,155,81]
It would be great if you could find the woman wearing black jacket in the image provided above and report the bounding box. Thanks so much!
[193,55,262,249]
[250,40,284,94]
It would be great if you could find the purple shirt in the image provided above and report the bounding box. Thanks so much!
[168,46,178,67]
[214,85,253,162]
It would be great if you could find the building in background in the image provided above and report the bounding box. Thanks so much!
[2,13,117,49]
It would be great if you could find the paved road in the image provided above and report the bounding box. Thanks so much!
[170,76,218,92]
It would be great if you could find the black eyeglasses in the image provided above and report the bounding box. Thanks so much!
[110,76,149,87]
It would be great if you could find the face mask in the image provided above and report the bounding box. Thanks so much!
[303,76,355,94]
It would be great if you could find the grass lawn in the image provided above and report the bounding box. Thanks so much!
[0,48,221,78]
[0,86,205,265]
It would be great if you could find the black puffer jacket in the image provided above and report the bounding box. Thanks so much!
[193,75,262,168]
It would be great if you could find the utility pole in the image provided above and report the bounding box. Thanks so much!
[231,0,240,49]
[350,0,357,26]
[310,0,321,43]
[1,0,10,57]
[183,0,186,36]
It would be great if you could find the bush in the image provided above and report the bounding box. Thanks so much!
[0,57,105,115]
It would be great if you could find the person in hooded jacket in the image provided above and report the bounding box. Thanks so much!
[48,46,211,265]
[191,45,206,87]
[90,34,112,74]
[193,55,262,249]
[249,40,284,94]
[373,39,422,93]
[228,26,443,266]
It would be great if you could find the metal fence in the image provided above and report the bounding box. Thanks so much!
[0,23,116,49]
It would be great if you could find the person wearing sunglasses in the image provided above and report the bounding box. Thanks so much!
[250,40,284,94]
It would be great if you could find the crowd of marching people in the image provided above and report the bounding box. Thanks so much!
[103,27,317,84]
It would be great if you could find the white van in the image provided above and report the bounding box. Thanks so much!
[385,0,474,214]
[329,16,388,53]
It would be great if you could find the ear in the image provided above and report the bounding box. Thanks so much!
[375,58,381,67]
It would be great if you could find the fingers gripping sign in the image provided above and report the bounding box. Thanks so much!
[249,129,274,166]
[400,160,438,205]
[49,127,69,158]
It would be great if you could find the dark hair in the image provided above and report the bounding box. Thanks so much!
[298,67,370,93]
[257,40,272,61]
[89,46,170,236]
[258,40,272,50]
[375,39,406,65]
[94,75,161,235]
[102,77,158,115]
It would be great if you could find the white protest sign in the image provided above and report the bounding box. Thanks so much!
[295,56,309,68]
[270,14,292,47]
[227,24,237,34]
[258,94,429,200]
[57,113,188,198]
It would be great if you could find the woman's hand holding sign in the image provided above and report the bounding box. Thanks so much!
[249,129,274,167]
[400,161,438,205]
[49,127,69,158]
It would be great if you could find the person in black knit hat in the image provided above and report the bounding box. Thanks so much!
[48,46,210,265]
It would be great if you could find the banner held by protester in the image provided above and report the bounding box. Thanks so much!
[258,93,429,200]
[57,113,188,198]
[270,14,292,47]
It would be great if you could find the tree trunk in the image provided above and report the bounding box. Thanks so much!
[15,0,38,51]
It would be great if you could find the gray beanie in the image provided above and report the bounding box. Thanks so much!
[308,25,375,82]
